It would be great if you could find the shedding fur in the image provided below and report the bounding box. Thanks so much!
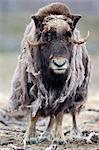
[9,26,91,116]
[8,3,91,145]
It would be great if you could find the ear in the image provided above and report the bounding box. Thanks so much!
[70,15,82,30]
[31,15,43,28]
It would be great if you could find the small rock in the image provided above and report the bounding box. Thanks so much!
[11,144,32,150]
[45,144,57,150]
[86,132,99,143]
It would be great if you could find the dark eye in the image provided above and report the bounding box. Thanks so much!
[66,31,72,37]
[42,30,57,42]
[41,31,50,43]
[63,31,72,38]
[43,31,49,38]
[51,30,57,39]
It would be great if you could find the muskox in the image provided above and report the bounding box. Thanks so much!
[8,2,91,145]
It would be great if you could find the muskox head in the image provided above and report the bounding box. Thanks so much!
[30,14,81,76]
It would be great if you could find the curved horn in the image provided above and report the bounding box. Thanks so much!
[73,31,90,45]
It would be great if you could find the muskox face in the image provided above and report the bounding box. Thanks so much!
[32,15,81,75]
[40,16,73,74]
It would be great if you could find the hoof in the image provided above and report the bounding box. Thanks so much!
[23,137,38,147]
[30,137,38,144]
[38,136,49,143]
[38,131,52,143]
[52,138,67,145]
[69,128,81,138]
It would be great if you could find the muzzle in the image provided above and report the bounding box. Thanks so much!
[49,56,69,74]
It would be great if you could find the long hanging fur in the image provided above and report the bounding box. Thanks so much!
[52,30,91,114]
[8,3,91,117]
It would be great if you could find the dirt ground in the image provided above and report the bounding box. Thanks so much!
[0,96,99,150]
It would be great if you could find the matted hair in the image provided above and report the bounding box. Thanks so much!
[8,3,91,117]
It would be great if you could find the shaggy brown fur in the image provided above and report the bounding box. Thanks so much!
[8,2,91,145]
[35,2,70,18]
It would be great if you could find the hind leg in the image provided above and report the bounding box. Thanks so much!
[53,112,66,144]
[72,112,78,134]
[23,112,39,147]
[38,115,55,142]
[70,112,81,137]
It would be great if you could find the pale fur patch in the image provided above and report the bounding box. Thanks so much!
[44,15,71,32]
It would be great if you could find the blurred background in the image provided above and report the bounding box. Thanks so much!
[0,0,99,101]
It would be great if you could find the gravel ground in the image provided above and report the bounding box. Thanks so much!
[0,110,99,150]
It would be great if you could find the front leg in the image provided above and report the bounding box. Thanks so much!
[53,112,66,144]
[23,112,38,147]
[38,115,55,142]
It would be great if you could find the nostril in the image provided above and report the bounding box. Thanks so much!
[53,59,66,67]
